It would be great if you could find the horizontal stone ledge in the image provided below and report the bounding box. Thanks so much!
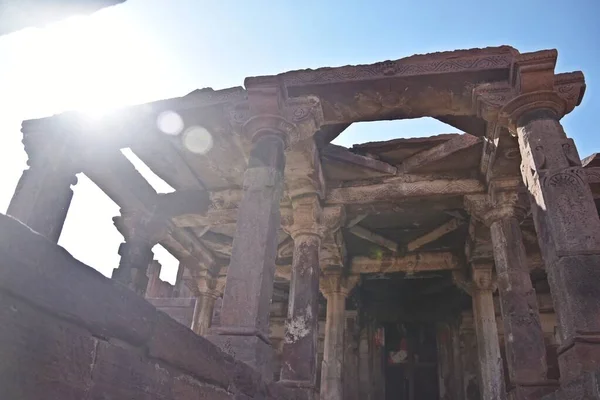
[274,252,458,279]
[171,178,484,228]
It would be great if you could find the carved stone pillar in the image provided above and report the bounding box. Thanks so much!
[8,135,78,242]
[319,270,358,400]
[209,119,288,380]
[279,194,324,395]
[191,272,224,336]
[502,92,600,382]
[471,263,507,400]
[485,189,556,399]
[112,211,161,295]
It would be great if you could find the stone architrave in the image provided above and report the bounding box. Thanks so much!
[7,134,78,243]
[501,91,600,382]
[209,117,288,380]
[279,193,325,393]
[480,188,557,399]
[319,270,359,400]
[471,263,507,400]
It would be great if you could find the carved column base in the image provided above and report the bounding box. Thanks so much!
[508,381,559,400]
[207,332,274,381]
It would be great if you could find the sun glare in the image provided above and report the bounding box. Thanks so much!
[7,9,177,119]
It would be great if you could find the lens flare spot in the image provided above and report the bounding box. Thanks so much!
[183,126,213,154]
[157,111,184,135]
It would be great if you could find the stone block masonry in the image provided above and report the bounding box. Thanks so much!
[0,213,293,400]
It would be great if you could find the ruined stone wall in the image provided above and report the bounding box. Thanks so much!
[147,297,196,328]
[0,214,290,400]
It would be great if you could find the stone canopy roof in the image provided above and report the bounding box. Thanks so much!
[18,46,592,300]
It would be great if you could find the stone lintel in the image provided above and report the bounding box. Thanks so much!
[351,251,457,274]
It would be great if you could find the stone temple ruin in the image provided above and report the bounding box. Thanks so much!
[2,46,600,400]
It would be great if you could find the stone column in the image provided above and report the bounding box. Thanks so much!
[113,238,154,295]
[112,211,159,295]
[503,92,600,382]
[280,194,324,396]
[319,270,358,400]
[343,311,360,400]
[209,123,287,380]
[145,260,162,298]
[471,263,507,400]
[486,190,557,399]
[8,137,78,242]
[191,273,224,336]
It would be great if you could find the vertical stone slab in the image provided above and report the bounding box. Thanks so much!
[145,260,162,298]
[472,265,507,400]
[450,321,466,400]
[437,323,454,400]
[343,311,360,400]
[280,233,321,388]
[210,133,285,379]
[459,313,482,400]
[506,96,600,381]
[358,327,372,400]
[318,272,357,400]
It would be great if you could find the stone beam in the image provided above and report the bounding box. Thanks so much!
[406,218,464,252]
[350,252,457,274]
[154,190,210,218]
[322,144,398,175]
[83,151,157,210]
[327,177,484,204]
[348,225,397,252]
[401,134,481,173]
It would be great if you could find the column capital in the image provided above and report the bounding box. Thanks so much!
[282,195,344,240]
[320,269,359,299]
[240,79,324,146]
[499,91,566,135]
[465,182,528,226]
[186,268,225,299]
[471,262,496,292]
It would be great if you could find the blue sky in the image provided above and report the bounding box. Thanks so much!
[0,0,598,281]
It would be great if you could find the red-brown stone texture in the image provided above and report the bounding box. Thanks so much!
[0,213,293,400]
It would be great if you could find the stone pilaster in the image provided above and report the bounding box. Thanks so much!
[319,270,359,400]
[279,193,324,395]
[484,188,557,399]
[209,117,289,380]
[471,263,507,400]
[8,132,78,243]
[191,272,225,336]
[501,92,600,383]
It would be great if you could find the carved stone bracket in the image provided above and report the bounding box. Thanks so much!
[471,262,497,292]
[464,178,528,227]
[320,269,359,299]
